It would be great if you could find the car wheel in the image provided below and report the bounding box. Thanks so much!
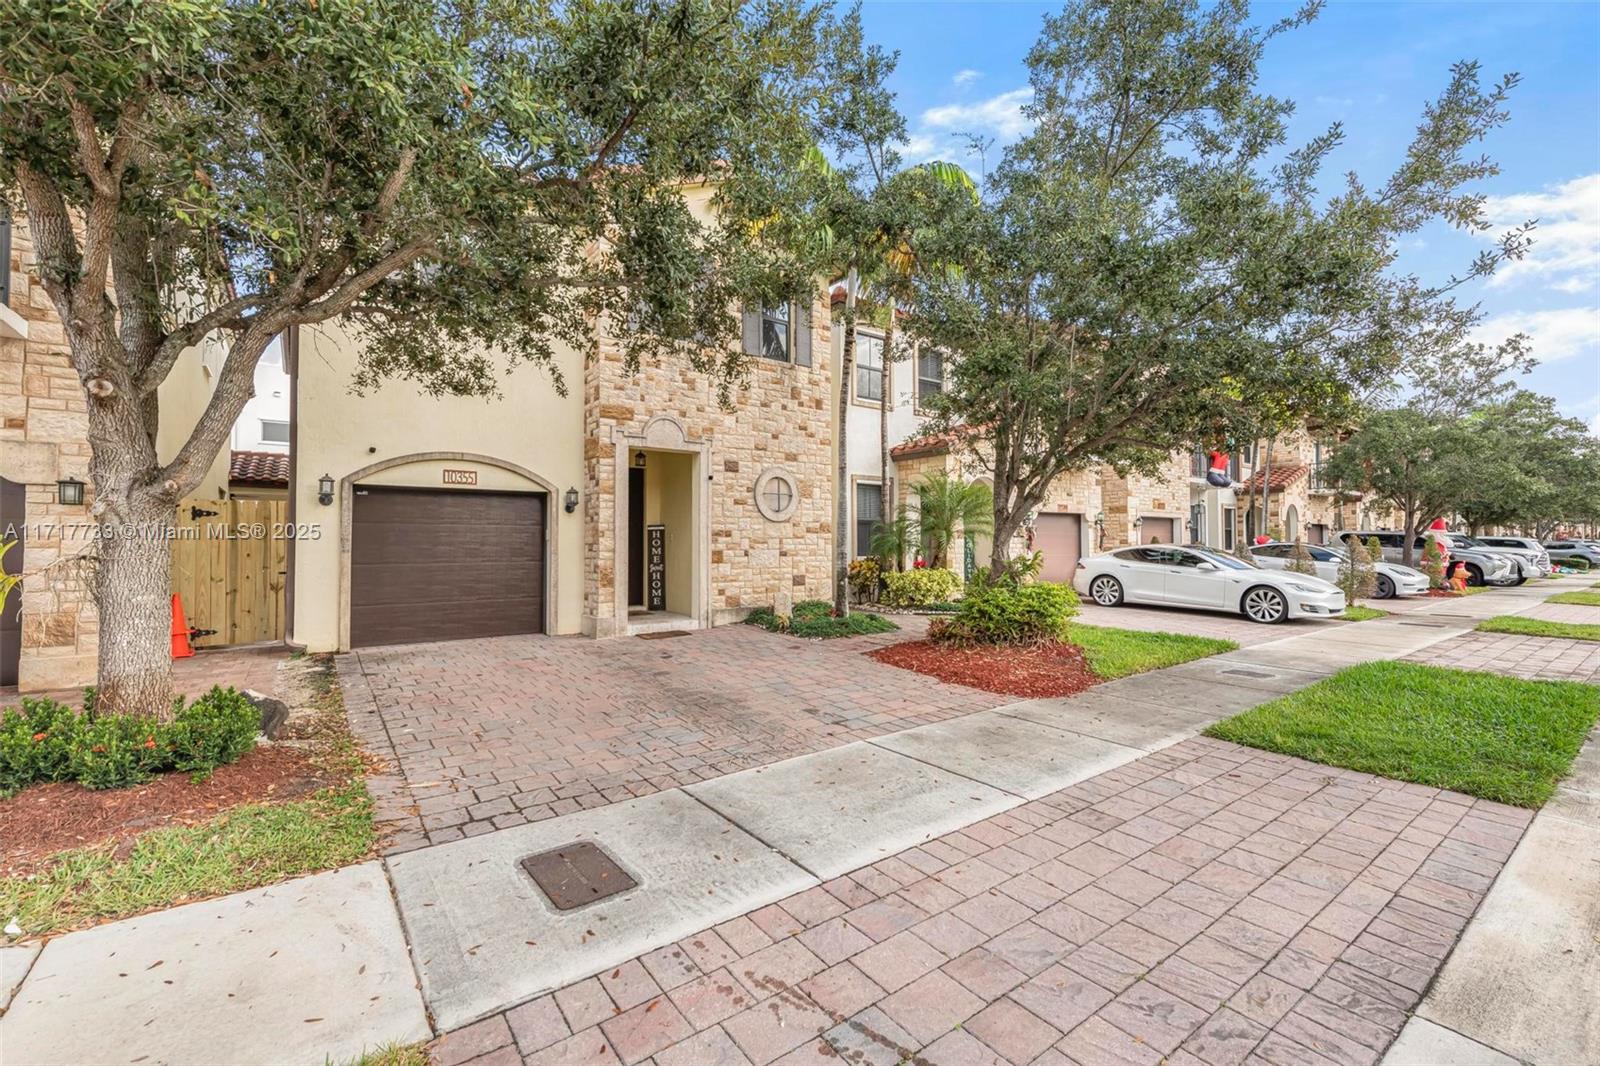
[1465,564,1485,587]
[1241,585,1289,624]
[1089,575,1124,607]
[1375,574,1395,600]
[1512,573,1528,586]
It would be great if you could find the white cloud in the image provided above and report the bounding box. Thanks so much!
[898,133,941,163]
[952,68,983,88]
[1481,173,1600,291]
[1470,306,1600,364]
[1590,412,1600,438]
[921,87,1034,140]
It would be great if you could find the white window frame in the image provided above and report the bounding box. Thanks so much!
[259,419,290,445]
[854,330,884,405]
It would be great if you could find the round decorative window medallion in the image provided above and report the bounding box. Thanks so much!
[754,467,800,522]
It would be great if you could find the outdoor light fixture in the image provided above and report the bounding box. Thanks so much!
[633,450,647,468]
[564,487,579,513]
[1133,515,1144,528]
[317,473,335,506]
[1093,511,1105,527]
[56,477,85,506]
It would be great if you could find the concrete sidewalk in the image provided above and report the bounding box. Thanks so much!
[0,576,1588,1064]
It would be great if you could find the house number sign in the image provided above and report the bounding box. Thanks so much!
[441,469,477,486]
[646,524,666,611]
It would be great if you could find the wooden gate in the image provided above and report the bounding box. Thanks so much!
[171,498,288,647]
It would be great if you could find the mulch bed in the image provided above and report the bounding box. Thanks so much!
[0,745,334,876]
[869,639,1102,698]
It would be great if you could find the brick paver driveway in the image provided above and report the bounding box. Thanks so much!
[433,736,1528,1066]
[344,620,1007,848]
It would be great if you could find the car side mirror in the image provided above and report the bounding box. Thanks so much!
[1197,561,1219,571]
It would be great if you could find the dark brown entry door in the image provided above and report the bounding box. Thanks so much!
[0,478,22,686]
[628,467,645,607]
[1034,513,1082,582]
[350,487,545,647]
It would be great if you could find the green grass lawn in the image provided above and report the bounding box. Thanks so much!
[1341,605,1388,622]
[0,658,376,936]
[746,599,898,638]
[1066,623,1237,680]
[1204,661,1600,807]
[1477,616,1600,642]
[1549,590,1600,607]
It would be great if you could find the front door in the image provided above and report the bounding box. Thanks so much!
[0,478,22,687]
[628,467,645,607]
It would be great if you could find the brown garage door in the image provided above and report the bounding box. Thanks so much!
[351,487,545,647]
[1034,513,1082,582]
[1140,517,1179,545]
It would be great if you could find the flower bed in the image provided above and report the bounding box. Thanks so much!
[869,639,1101,698]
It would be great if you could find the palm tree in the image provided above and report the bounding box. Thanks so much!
[913,473,993,569]
[868,507,917,571]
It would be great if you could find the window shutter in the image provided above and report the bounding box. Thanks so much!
[741,304,761,357]
[794,303,812,367]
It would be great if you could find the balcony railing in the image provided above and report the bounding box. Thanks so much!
[1310,462,1336,492]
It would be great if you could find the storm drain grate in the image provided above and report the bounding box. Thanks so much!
[1398,621,1448,628]
[521,841,638,910]
[637,630,691,640]
[1220,668,1276,679]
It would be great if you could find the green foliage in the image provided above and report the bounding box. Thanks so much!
[1477,616,1600,643]
[907,0,1526,573]
[1336,537,1378,602]
[165,687,261,778]
[1421,538,1448,589]
[1341,605,1388,622]
[0,687,260,794]
[1205,662,1600,807]
[881,567,963,608]
[995,551,1043,587]
[912,473,992,569]
[846,557,882,600]
[932,581,1078,646]
[1285,540,1317,576]
[1064,623,1237,680]
[1549,590,1600,607]
[867,508,917,570]
[1366,536,1384,561]
[0,538,19,608]
[744,599,897,638]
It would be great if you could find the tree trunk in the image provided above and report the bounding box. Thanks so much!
[833,269,858,617]
[1401,503,1418,568]
[1258,437,1273,540]
[94,489,179,718]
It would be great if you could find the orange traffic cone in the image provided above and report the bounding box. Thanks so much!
[170,593,195,659]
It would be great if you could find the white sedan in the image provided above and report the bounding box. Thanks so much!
[1074,545,1346,624]
[1249,541,1429,599]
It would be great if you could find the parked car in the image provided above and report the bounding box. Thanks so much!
[1248,541,1429,599]
[1436,532,1539,584]
[1542,539,1600,566]
[1337,531,1516,587]
[1075,544,1345,624]
[1474,535,1552,577]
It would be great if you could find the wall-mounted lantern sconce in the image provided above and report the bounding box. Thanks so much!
[56,477,85,507]
[1132,515,1144,528]
[317,473,335,506]
[564,487,579,513]
[633,450,647,468]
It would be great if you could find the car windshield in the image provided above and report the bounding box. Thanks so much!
[1190,548,1255,570]
[1449,534,1486,548]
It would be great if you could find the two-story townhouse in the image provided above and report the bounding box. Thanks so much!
[1,210,230,690]
[286,181,835,651]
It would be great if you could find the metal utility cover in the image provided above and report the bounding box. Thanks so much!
[521,842,637,910]
[1220,668,1276,679]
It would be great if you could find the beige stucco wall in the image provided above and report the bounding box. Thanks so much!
[290,321,586,650]
[154,332,233,500]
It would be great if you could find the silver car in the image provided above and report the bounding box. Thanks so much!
[1541,539,1600,567]
[1440,533,1540,584]
[1337,531,1516,587]
[1248,541,1429,599]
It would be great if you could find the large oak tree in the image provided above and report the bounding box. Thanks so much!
[1,0,834,717]
[907,0,1531,575]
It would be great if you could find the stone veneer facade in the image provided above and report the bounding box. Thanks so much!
[1,214,99,690]
[582,293,835,635]
[1099,453,1191,548]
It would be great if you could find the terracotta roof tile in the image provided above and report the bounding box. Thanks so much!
[1243,463,1309,492]
[229,450,289,486]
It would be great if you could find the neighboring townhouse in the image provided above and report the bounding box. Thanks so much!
[287,181,834,651]
[1,210,229,690]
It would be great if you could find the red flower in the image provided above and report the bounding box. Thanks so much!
[31,732,46,742]
[143,737,157,749]
[91,745,106,754]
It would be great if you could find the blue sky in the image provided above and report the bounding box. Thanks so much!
[857,0,1600,431]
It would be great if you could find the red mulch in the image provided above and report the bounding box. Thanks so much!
[0,745,334,876]
[869,639,1102,698]
[1424,588,1467,598]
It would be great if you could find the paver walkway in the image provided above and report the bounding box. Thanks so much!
[431,735,1527,1066]
[342,620,1008,849]
[1408,631,1600,683]
[0,641,286,709]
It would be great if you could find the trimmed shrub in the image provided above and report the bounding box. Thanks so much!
[166,687,261,778]
[932,580,1080,646]
[72,715,167,790]
[881,567,962,608]
[846,557,882,602]
[1421,538,1448,589]
[744,599,897,638]
[1286,540,1317,576]
[1337,537,1377,601]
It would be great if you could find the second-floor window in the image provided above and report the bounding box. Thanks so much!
[856,332,884,403]
[260,420,290,445]
[917,348,944,405]
[741,301,812,366]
